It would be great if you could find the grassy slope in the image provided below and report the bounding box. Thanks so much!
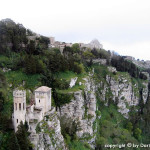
[55,71,87,93]
[5,71,42,91]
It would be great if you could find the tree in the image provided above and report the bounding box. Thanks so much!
[91,48,99,58]
[27,40,35,54]
[99,49,110,59]
[36,60,45,73]
[126,122,133,132]
[96,136,107,150]
[53,90,73,107]
[72,43,80,53]
[16,121,31,150]
[72,62,84,74]
[134,128,142,141]
[24,55,36,74]
[60,116,79,140]
[0,69,6,88]
[0,19,28,54]
[83,51,95,59]
[0,70,7,112]
[8,132,20,150]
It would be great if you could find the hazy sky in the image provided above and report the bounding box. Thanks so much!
[0,0,150,60]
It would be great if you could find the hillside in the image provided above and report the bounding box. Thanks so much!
[0,19,150,150]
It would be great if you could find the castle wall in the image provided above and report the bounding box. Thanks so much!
[46,90,51,111]
[35,90,51,114]
[26,105,43,133]
[35,92,47,113]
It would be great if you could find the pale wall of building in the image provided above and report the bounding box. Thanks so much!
[12,86,51,132]
[35,90,51,114]
[13,90,26,132]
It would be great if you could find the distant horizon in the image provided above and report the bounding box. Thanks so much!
[1,17,150,61]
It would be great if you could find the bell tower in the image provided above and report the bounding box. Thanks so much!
[13,90,26,132]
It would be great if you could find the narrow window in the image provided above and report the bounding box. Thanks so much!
[19,103,21,110]
[17,119,18,123]
[39,99,40,103]
[15,103,17,110]
[23,103,25,110]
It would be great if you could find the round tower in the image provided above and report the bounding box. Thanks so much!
[13,90,26,132]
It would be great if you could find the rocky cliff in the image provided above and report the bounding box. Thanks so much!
[58,76,97,149]
[29,108,67,150]
[96,67,149,118]
[30,65,149,150]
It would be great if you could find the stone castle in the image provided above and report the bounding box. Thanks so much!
[12,86,51,132]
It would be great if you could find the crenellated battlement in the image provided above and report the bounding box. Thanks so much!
[13,90,26,98]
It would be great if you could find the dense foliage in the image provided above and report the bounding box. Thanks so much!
[0,19,49,55]
[95,102,139,150]
[0,18,150,150]
[111,55,147,80]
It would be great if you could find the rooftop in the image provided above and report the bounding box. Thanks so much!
[35,86,51,92]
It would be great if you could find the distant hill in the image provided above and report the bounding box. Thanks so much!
[0,18,49,54]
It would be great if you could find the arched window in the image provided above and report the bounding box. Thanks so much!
[19,103,21,110]
[15,103,17,110]
[39,99,40,103]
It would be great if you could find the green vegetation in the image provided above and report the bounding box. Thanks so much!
[60,116,90,150]
[5,71,41,90]
[58,84,85,94]
[0,55,11,67]
[111,55,147,80]
[53,91,73,106]
[1,18,150,150]
[66,137,90,150]
[55,71,78,80]
[95,101,139,150]
[91,48,111,59]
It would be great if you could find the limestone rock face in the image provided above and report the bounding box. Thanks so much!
[107,75,137,118]
[98,73,149,118]
[59,77,97,149]
[92,59,107,65]
[30,108,67,150]
[107,66,117,73]
[29,66,149,149]
[142,81,149,104]
[69,77,78,88]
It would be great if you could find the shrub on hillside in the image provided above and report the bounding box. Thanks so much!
[72,62,84,74]
[53,90,73,107]
[60,116,79,140]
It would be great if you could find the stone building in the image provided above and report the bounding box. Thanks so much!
[79,39,103,50]
[49,37,55,45]
[12,86,52,132]
[34,86,51,114]
[12,90,26,132]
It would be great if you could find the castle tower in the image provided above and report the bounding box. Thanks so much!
[13,90,26,132]
[35,86,51,114]
[49,37,55,45]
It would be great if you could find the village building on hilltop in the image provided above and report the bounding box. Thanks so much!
[12,86,52,132]
[49,36,103,54]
